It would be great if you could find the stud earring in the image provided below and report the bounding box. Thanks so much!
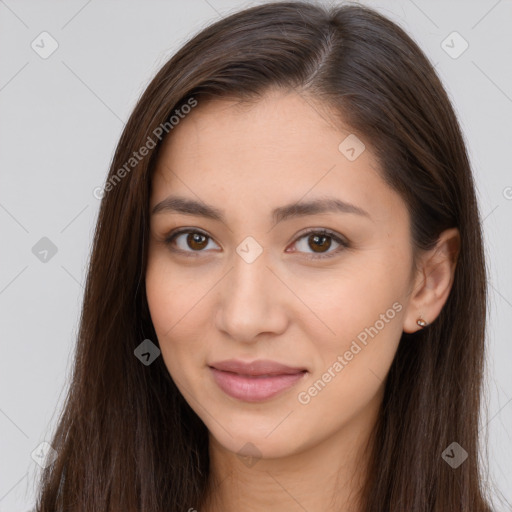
[416,317,428,328]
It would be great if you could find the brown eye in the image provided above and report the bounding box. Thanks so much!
[187,232,208,250]
[308,233,332,253]
[165,229,220,254]
[291,229,348,259]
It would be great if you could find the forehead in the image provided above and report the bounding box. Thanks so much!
[157,90,355,168]
[151,90,404,225]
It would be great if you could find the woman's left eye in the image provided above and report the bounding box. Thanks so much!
[164,228,348,259]
[287,229,349,259]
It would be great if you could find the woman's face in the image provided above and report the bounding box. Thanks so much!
[146,89,417,460]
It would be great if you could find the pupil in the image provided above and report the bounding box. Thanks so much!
[309,234,331,253]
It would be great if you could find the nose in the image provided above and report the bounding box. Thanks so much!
[214,251,289,343]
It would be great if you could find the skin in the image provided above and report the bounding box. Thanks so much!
[145,88,460,512]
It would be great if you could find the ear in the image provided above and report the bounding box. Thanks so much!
[403,227,460,333]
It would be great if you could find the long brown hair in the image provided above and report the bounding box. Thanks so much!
[35,2,494,510]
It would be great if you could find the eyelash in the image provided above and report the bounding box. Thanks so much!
[164,228,349,260]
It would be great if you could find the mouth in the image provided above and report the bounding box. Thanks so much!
[209,358,308,375]
[208,360,308,402]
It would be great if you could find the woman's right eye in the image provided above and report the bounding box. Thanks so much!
[165,229,221,255]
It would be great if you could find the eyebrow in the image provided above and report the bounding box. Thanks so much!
[151,195,371,224]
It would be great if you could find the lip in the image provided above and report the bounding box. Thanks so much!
[209,359,308,402]
[209,359,307,376]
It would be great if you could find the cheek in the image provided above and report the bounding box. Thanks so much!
[295,298,404,431]
[145,257,186,360]
[146,250,202,333]
[291,257,407,346]
[291,255,407,400]
[146,257,176,337]
[145,254,215,379]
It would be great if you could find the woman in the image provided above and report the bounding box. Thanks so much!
[35,2,495,510]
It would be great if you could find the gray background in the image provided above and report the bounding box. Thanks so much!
[0,0,511,510]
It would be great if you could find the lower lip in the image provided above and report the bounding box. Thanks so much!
[210,367,307,402]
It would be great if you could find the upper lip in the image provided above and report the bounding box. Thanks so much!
[209,359,307,376]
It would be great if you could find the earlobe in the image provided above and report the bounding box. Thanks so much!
[403,227,460,334]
